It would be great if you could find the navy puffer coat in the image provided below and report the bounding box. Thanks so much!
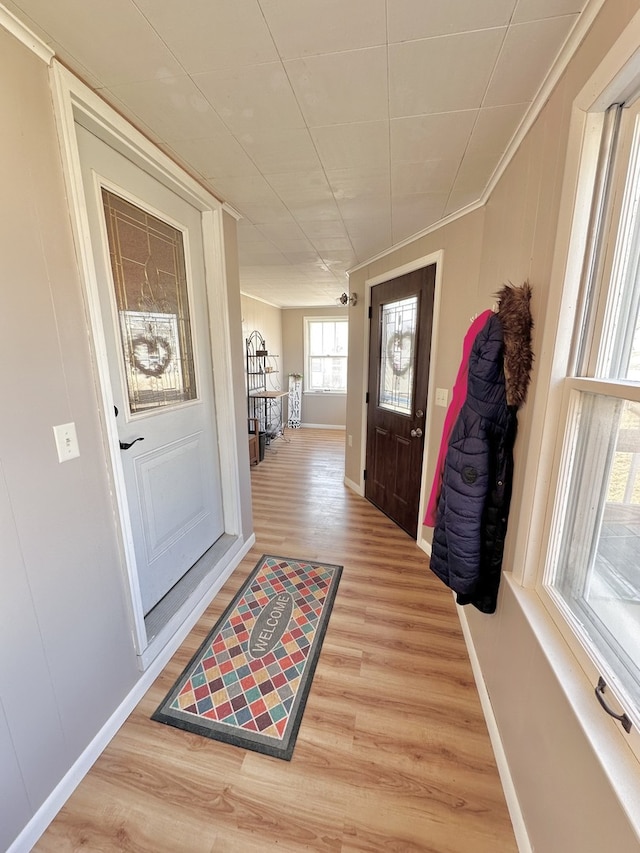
[429,313,519,613]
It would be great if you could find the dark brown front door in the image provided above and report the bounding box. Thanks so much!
[365,265,435,538]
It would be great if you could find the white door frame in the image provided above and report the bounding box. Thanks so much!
[361,250,444,553]
[50,61,244,660]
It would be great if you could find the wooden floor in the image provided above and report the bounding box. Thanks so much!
[36,429,517,853]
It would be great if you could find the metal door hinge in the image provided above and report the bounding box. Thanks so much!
[368,306,372,319]
[363,469,367,481]
[365,391,369,404]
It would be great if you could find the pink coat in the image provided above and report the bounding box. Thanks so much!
[424,310,493,527]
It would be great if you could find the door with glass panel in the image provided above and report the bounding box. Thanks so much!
[365,265,435,537]
[77,124,225,615]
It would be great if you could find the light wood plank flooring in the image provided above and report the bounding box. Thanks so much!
[36,428,517,852]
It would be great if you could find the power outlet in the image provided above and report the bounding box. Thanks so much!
[53,422,80,462]
[348,434,353,447]
[435,387,449,408]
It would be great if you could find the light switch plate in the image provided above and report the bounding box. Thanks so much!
[53,422,80,462]
[435,387,449,407]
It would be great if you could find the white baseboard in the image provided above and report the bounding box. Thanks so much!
[456,603,532,853]
[418,536,432,556]
[301,423,345,430]
[7,533,255,853]
[343,475,363,496]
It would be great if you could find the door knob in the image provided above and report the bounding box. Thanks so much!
[120,437,144,450]
[415,409,424,418]
[410,428,423,438]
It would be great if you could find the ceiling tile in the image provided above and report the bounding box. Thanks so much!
[301,220,351,241]
[235,198,297,224]
[211,174,281,204]
[326,169,390,200]
[105,77,227,142]
[444,188,483,215]
[452,153,501,192]
[513,0,586,23]
[132,0,278,73]
[285,198,344,223]
[466,103,529,155]
[168,136,260,179]
[390,110,477,164]
[311,121,389,171]
[392,193,448,242]
[285,47,388,126]
[194,63,305,134]
[389,29,506,117]
[12,0,184,86]
[255,222,309,242]
[388,0,517,42]
[336,192,391,223]
[260,0,386,58]
[392,159,461,195]
[484,15,578,106]
[237,221,270,243]
[266,171,334,203]
[239,127,322,173]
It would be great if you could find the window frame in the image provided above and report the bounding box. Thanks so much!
[526,95,640,762]
[303,316,348,395]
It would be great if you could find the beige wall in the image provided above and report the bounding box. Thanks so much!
[283,305,348,428]
[241,294,283,367]
[346,1,640,850]
[0,27,252,852]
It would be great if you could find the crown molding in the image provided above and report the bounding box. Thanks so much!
[0,4,53,63]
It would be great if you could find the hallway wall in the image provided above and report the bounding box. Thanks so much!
[0,23,251,852]
[345,1,640,849]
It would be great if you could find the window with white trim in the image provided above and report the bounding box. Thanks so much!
[544,100,640,741]
[304,317,348,393]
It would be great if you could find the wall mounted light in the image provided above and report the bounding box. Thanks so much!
[338,292,358,307]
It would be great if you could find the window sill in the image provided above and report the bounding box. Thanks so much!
[504,574,640,842]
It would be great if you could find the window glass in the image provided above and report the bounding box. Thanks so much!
[305,318,348,392]
[547,105,640,725]
[378,296,417,415]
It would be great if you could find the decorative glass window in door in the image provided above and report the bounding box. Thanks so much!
[379,296,417,415]
[101,188,197,413]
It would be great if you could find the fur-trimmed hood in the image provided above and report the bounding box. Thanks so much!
[496,282,533,408]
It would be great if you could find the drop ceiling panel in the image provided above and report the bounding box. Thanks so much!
[7,0,591,305]
[484,16,578,106]
[392,159,462,195]
[240,128,322,174]
[168,136,260,180]
[390,110,477,163]
[11,0,184,86]
[311,121,390,171]
[326,169,390,200]
[468,103,529,155]
[513,0,585,23]
[260,0,387,58]
[392,193,449,242]
[388,0,517,42]
[194,63,305,134]
[389,29,507,117]
[132,0,278,73]
[106,76,227,142]
[285,46,388,127]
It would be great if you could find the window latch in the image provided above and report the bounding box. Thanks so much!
[595,677,632,733]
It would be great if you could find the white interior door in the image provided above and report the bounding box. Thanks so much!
[76,124,225,615]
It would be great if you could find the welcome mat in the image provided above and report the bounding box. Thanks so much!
[152,554,342,760]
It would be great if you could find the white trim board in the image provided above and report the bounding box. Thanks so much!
[0,3,53,63]
[456,602,533,853]
[6,533,255,853]
[300,423,345,430]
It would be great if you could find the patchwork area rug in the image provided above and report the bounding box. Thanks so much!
[152,554,342,760]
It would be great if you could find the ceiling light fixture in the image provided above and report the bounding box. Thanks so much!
[338,292,358,307]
